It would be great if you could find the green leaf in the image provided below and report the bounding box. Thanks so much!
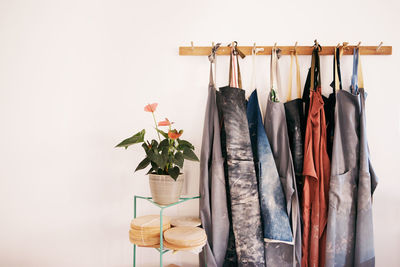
[142,142,150,152]
[156,129,169,139]
[146,167,154,174]
[150,161,158,170]
[150,139,159,149]
[135,157,150,172]
[169,166,180,180]
[115,129,145,149]
[182,147,199,161]
[177,139,194,149]
[158,139,169,149]
[174,152,184,168]
[149,153,164,168]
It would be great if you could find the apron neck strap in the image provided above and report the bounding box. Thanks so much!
[287,51,301,101]
[250,46,263,91]
[208,43,220,86]
[333,47,343,91]
[228,42,243,88]
[351,48,364,93]
[310,47,321,92]
[270,48,282,101]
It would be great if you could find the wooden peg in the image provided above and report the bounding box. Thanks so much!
[212,42,215,47]
[357,41,361,48]
[191,41,194,50]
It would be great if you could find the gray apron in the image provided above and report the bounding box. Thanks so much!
[199,44,230,267]
[217,44,265,266]
[263,49,301,267]
[325,48,378,267]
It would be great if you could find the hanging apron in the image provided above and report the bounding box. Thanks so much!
[263,48,301,267]
[217,44,265,266]
[284,51,306,206]
[199,44,230,267]
[325,48,378,267]
[246,48,293,244]
[302,47,336,159]
[326,47,343,159]
[301,47,331,267]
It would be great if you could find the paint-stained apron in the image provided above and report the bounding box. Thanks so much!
[263,48,301,267]
[301,47,331,267]
[199,44,230,267]
[217,44,265,266]
[325,48,378,267]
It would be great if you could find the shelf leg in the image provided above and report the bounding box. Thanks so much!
[133,196,137,267]
[133,244,136,267]
[160,208,164,267]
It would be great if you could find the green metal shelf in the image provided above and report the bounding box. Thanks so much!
[133,195,200,267]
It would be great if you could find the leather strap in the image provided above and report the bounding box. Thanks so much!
[228,43,243,88]
[287,51,301,101]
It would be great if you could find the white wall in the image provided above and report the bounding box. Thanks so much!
[0,0,399,266]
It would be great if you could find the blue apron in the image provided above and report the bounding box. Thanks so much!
[247,89,293,243]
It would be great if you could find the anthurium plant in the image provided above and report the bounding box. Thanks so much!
[115,103,199,180]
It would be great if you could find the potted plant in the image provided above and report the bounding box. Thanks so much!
[116,103,199,205]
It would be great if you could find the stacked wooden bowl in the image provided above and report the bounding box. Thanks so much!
[163,226,207,251]
[129,215,171,247]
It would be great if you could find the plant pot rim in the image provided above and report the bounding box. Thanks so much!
[148,173,184,176]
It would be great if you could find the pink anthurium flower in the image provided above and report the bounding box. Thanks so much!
[158,118,173,126]
[168,129,183,140]
[144,103,158,113]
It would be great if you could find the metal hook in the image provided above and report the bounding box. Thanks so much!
[313,39,322,52]
[376,41,383,51]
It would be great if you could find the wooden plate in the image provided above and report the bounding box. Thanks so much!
[170,216,201,227]
[130,215,171,230]
[129,234,160,246]
[129,224,171,236]
[163,240,207,251]
[164,227,207,247]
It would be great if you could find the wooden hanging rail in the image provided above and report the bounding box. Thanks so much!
[179,44,392,56]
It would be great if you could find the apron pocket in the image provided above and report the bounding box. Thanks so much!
[329,168,357,214]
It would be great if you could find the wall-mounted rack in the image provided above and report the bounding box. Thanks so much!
[179,42,392,56]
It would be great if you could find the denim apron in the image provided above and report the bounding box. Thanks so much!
[284,51,306,205]
[263,48,301,267]
[301,47,331,267]
[217,44,265,266]
[246,46,293,243]
[199,44,230,267]
[325,48,378,267]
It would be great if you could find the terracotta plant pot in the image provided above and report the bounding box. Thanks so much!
[149,174,184,205]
